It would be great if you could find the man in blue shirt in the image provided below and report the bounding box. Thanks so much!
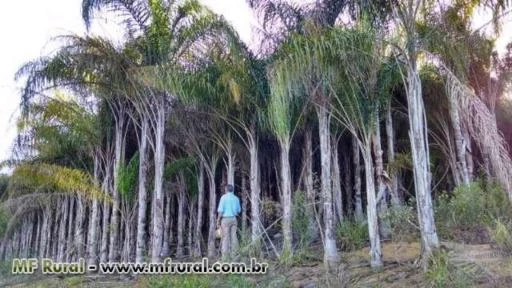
[216,184,241,260]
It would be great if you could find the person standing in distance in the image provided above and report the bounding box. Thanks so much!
[216,184,241,260]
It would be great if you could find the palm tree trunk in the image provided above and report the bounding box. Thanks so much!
[194,161,205,257]
[279,139,293,258]
[353,136,364,222]
[373,114,391,239]
[52,205,59,259]
[100,165,112,263]
[449,93,470,185]
[248,133,262,243]
[177,174,186,258]
[109,117,125,262]
[406,59,439,258]
[206,156,218,258]
[343,147,353,218]
[136,116,149,263]
[317,107,339,268]
[66,197,75,261]
[331,135,343,223]
[39,208,50,258]
[363,141,383,268]
[162,190,172,258]
[34,213,42,258]
[121,213,132,262]
[385,102,401,206]
[87,153,101,265]
[151,104,165,262]
[188,200,195,257]
[75,195,86,260]
[463,128,473,181]
[226,144,235,186]
[57,196,68,262]
[303,129,317,239]
[241,173,248,234]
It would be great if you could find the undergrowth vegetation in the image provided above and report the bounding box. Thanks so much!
[435,180,512,245]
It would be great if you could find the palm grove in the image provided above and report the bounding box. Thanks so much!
[1,0,512,272]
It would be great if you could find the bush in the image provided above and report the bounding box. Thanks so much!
[489,219,512,255]
[336,219,368,251]
[425,250,479,288]
[435,180,512,243]
[139,274,208,288]
[383,204,418,242]
[292,191,313,248]
[138,273,256,288]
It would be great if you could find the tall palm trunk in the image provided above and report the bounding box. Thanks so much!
[206,156,218,258]
[248,133,261,243]
[109,117,125,262]
[241,173,248,234]
[57,196,68,262]
[406,57,439,258]
[87,153,101,265]
[136,116,149,263]
[193,161,205,257]
[278,139,293,258]
[100,163,112,263]
[449,93,470,185]
[176,173,186,258]
[385,103,401,206]
[51,204,59,259]
[66,197,75,261]
[343,147,353,217]
[188,202,195,257]
[75,195,86,259]
[373,114,391,239]
[317,106,339,267]
[226,144,235,186]
[363,141,383,268]
[353,136,364,222]
[151,104,166,262]
[39,207,51,258]
[303,129,317,239]
[463,128,473,180]
[162,189,174,257]
[33,213,42,258]
[331,135,343,223]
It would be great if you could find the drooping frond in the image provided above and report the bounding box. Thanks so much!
[81,0,151,33]
[442,65,512,199]
[7,163,108,201]
[15,35,137,115]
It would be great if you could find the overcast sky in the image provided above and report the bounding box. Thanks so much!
[0,1,510,174]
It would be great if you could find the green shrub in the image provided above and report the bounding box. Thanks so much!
[435,180,512,242]
[292,191,312,247]
[425,250,479,288]
[140,274,210,288]
[336,219,368,251]
[226,274,255,288]
[138,274,255,288]
[489,219,512,255]
[383,204,418,242]
[236,229,262,260]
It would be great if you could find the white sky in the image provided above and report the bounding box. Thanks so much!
[0,1,510,174]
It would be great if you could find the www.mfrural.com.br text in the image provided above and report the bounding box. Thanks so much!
[11,258,268,275]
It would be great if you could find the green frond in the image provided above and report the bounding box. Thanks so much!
[7,163,108,201]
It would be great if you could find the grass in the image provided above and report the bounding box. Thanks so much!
[336,219,368,251]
